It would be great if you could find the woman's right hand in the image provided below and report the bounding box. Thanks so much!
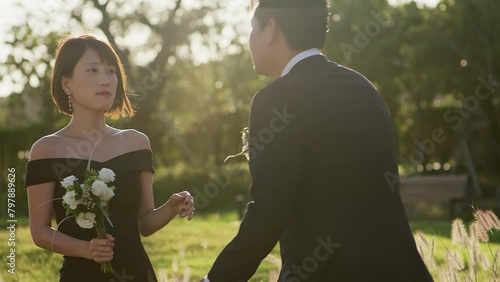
[89,234,115,263]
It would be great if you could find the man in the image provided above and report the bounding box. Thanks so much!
[203,0,433,281]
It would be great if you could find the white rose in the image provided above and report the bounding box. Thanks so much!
[60,175,77,189]
[99,187,115,202]
[91,180,108,197]
[98,168,115,183]
[62,190,80,210]
[75,212,96,229]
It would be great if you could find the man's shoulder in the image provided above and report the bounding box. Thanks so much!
[260,61,371,93]
[280,57,371,86]
[250,57,380,110]
[250,78,295,112]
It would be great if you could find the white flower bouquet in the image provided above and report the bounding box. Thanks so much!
[60,167,116,273]
[224,127,250,162]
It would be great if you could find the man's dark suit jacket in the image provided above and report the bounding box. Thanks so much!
[207,55,433,281]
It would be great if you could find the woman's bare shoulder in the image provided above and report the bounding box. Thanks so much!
[115,129,151,151]
[29,134,68,161]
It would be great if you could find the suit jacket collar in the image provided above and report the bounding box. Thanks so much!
[281,48,323,77]
[284,53,331,78]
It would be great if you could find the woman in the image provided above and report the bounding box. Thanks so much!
[25,34,195,281]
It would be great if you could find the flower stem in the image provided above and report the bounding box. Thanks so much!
[95,223,113,273]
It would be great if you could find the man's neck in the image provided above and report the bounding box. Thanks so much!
[269,49,298,78]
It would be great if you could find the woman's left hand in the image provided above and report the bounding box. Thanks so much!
[167,191,195,220]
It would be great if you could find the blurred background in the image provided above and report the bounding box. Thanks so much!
[0,0,499,220]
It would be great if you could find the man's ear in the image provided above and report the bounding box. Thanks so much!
[264,18,281,46]
[61,76,71,94]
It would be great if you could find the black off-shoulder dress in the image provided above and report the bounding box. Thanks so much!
[25,149,157,282]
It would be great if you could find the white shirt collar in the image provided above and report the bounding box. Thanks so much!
[280,48,323,77]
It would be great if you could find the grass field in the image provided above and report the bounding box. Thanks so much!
[0,213,281,282]
[1,213,499,281]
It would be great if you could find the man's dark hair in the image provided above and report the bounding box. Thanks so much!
[252,0,330,51]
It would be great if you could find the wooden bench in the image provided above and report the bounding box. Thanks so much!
[399,174,469,219]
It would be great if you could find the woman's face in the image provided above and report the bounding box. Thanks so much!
[63,48,118,114]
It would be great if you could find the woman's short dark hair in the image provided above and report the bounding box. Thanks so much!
[252,0,330,52]
[51,34,134,119]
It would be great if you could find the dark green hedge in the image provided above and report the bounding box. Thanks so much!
[0,162,252,221]
[152,163,251,215]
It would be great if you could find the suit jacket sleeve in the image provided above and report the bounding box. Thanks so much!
[208,83,304,281]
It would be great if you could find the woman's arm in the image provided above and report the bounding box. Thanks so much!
[27,182,114,262]
[136,171,195,237]
[27,137,114,263]
[128,129,195,237]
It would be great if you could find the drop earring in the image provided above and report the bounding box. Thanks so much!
[67,93,72,113]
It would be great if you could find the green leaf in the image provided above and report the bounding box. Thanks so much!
[98,205,114,227]
[224,152,244,163]
[74,180,83,196]
[84,178,93,186]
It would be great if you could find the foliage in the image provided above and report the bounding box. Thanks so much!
[415,209,500,281]
[0,0,498,193]
[152,163,251,215]
[325,0,499,185]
